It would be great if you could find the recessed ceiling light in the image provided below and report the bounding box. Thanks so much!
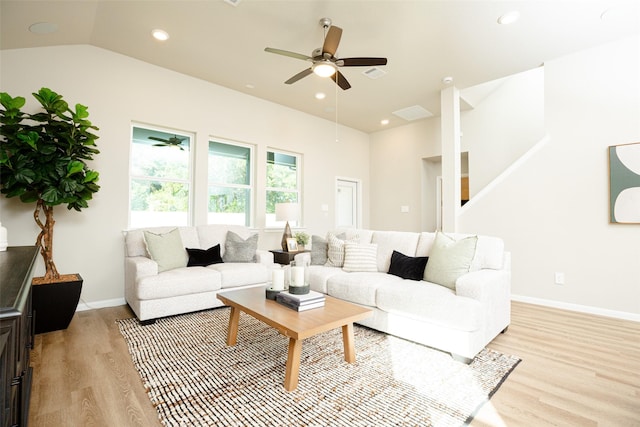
[380,119,389,125]
[152,29,170,41]
[315,92,326,100]
[29,22,58,34]
[497,11,520,25]
[245,84,255,89]
[442,76,453,84]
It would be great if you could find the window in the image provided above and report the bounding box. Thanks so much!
[208,140,253,226]
[129,125,192,228]
[266,150,301,227]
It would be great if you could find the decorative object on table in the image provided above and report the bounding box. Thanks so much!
[0,221,7,251]
[0,88,100,333]
[294,231,310,250]
[286,237,298,252]
[265,287,284,300]
[287,260,309,294]
[609,142,640,224]
[276,290,325,311]
[275,202,298,251]
[118,308,521,427]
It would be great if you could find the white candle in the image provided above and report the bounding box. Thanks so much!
[272,269,284,290]
[291,266,305,287]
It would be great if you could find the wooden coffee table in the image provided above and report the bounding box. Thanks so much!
[217,286,372,391]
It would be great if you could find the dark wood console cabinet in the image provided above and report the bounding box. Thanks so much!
[1,246,38,427]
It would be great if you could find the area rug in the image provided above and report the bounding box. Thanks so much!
[118,308,520,427]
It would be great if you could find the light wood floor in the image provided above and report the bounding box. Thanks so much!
[28,302,640,426]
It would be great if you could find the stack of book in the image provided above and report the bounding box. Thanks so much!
[276,290,326,312]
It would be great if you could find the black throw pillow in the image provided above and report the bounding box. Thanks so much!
[388,250,429,280]
[186,244,223,267]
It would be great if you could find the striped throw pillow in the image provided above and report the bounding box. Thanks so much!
[343,242,378,272]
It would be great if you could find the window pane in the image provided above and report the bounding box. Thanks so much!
[129,179,189,227]
[209,142,250,185]
[208,186,250,225]
[267,151,297,189]
[130,126,192,228]
[208,140,253,227]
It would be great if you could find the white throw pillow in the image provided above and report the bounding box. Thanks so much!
[343,242,378,272]
[423,231,477,290]
[143,228,188,273]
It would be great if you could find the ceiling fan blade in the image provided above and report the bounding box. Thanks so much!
[264,47,312,61]
[332,70,351,90]
[285,68,314,84]
[322,26,342,57]
[339,57,388,67]
[148,136,169,143]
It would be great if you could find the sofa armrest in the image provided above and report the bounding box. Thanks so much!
[294,252,311,266]
[255,249,274,264]
[125,256,158,282]
[455,269,510,304]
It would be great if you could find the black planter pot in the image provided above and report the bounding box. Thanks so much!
[32,274,83,334]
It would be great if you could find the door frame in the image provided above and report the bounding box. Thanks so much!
[335,177,362,229]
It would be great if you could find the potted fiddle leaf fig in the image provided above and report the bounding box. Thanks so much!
[0,87,100,333]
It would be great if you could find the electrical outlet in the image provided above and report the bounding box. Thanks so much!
[554,272,565,285]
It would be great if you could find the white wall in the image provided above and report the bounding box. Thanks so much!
[369,36,640,318]
[0,45,370,305]
[459,36,640,317]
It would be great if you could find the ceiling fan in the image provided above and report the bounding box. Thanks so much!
[148,135,187,150]
[264,18,387,90]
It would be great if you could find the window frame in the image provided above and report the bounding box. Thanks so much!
[128,123,195,228]
[207,138,255,227]
[265,148,302,229]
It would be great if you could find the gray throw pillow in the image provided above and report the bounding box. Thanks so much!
[143,228,188,272]
[223,231,258,262]
[310,235,328,265]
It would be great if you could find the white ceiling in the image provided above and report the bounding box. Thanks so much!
[1,0,638,133]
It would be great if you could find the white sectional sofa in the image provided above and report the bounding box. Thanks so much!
[295,229,511,362]
[124,224,276,324]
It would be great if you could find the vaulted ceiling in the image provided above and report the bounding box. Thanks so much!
[1,1,638,132]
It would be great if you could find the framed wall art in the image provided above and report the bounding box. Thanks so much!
[609,142,640,224]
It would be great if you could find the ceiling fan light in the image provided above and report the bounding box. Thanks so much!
[313,62,336,78]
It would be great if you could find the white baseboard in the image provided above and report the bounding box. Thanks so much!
[512,294,640,322]
[77,297,126,312]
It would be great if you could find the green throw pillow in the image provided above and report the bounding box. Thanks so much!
[143,228,188,273]
[424,232,477,290]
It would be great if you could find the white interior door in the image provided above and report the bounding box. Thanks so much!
[336,178,359,228]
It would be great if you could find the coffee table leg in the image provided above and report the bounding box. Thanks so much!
[284,337,302,391]
[226,306,240,346]
[342,323,356,363]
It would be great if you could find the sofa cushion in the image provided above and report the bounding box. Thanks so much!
[371,231,420,272]
[222,231,258,262]
[415,232,436,257]
[388,250,429,280]
[376,280,482,332]
[143,228,189,272]
[472,235,505,270]
[343,243,378,272]
[327,272,402,306]
[186,244,223,267]
[325,233,358,268]
[423,232,477,290]
[305,265,345,294]
[208,263,268,288]
[137,267,222,300]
